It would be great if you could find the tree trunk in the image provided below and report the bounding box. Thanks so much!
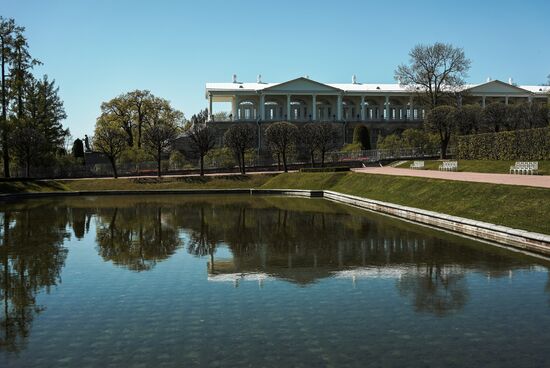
[321,150,326,167]
[440,138,449,159]
[109,157,118,178]
[277,153,281,171]
[282,150,288,172]
[200,154,204,176]
[310,151,315,168]
[137,124,142,149]
[157,147,161,177]
[25,157,30,178]
[1,37,9,178]
[241,151,246,174]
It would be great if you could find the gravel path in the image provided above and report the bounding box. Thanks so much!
[352,167,550,188]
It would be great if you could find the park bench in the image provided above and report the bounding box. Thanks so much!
[438,161,458,171]
[410,161,425,170]
[510,161,538,175]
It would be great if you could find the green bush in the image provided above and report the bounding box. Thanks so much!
[457,127,550,160]
[300,167,350,173]
[341,143,363,152]
[204,147,235,169]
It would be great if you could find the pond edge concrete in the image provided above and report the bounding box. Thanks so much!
[1,188,549,256]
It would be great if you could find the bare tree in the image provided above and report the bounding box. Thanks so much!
[223,124,256,174]
[425,105,457,159]
[188,109,216,176]
[300,123,317,167]
[315,123,338,167]
[93,118,127,178]
[265,122,298,172]
[395,43,471,109]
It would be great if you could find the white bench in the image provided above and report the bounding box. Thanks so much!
[410,161,425,170]
[510,161,538,175]
[438,161,458,171]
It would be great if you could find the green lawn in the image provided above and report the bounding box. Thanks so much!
[395,160,550,175]
[262,172,550,235]
[1,171,549,235]
[0,174,275,193]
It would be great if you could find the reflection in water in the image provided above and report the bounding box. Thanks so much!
[0,206,69,352]
[95,205,181,271]
[0,195,548,361]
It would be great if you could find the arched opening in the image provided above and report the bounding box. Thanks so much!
[363,99,380,120]
[290,99,308,121]
[342,100,357,120]
[316,99,332,121]
[238,100,256,121]
[264,101,281,121]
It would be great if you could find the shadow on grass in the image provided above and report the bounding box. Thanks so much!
[0,179,67,193]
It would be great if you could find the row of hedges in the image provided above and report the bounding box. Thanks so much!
[457,127,550,160]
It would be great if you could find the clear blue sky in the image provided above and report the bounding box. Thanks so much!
[2,0,549,139]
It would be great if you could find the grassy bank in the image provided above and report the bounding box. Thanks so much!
[1,171,549,234]
[0,174,275,193]
[395,160,550,175]
[262,172,550,234]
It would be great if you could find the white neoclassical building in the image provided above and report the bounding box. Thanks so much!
[204,75,550,147]
[206,75,549,122]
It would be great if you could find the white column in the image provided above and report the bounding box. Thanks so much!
[360,96,365,121]
[528,95,533,103]
[505,96,509,105]
[231,96,238,121]
[409,96,414,120]
[385,96,390,120]
[482,96,486,108]
[208,93,213,121]
[259,94,265,121]
[312,94,317,121]
[286,94,291,121]
[337,94,343,120]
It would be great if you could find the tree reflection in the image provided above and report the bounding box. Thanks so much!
[0,207,69,352]
[397,264,468,317]
[95,204,182,271]
[186,207,219,272]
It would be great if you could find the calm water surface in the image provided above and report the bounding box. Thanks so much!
[0,195,549,367]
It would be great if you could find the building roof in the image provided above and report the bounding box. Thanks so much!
[206,77,550,96]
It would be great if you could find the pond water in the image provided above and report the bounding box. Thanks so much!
[0,195,549,367]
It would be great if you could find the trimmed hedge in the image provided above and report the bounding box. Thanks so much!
[300,167,350,173]
[457,127,550,160]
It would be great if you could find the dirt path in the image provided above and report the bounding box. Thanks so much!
[352,167,550,188]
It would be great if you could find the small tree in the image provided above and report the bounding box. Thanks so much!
[11,125,46,177]
[143,122,180,177]
[72,138,84,159]
[224,124,256,174]
[301,123,318,167]
[188,109,217,176]
[425,105,457,159]
[142,99,182,177]
[315,123,338,167]
[93,119,127,178]
[352,125,371,150]
[482,102,508,133]
[265,122,298,172]
[455,104,483,135]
